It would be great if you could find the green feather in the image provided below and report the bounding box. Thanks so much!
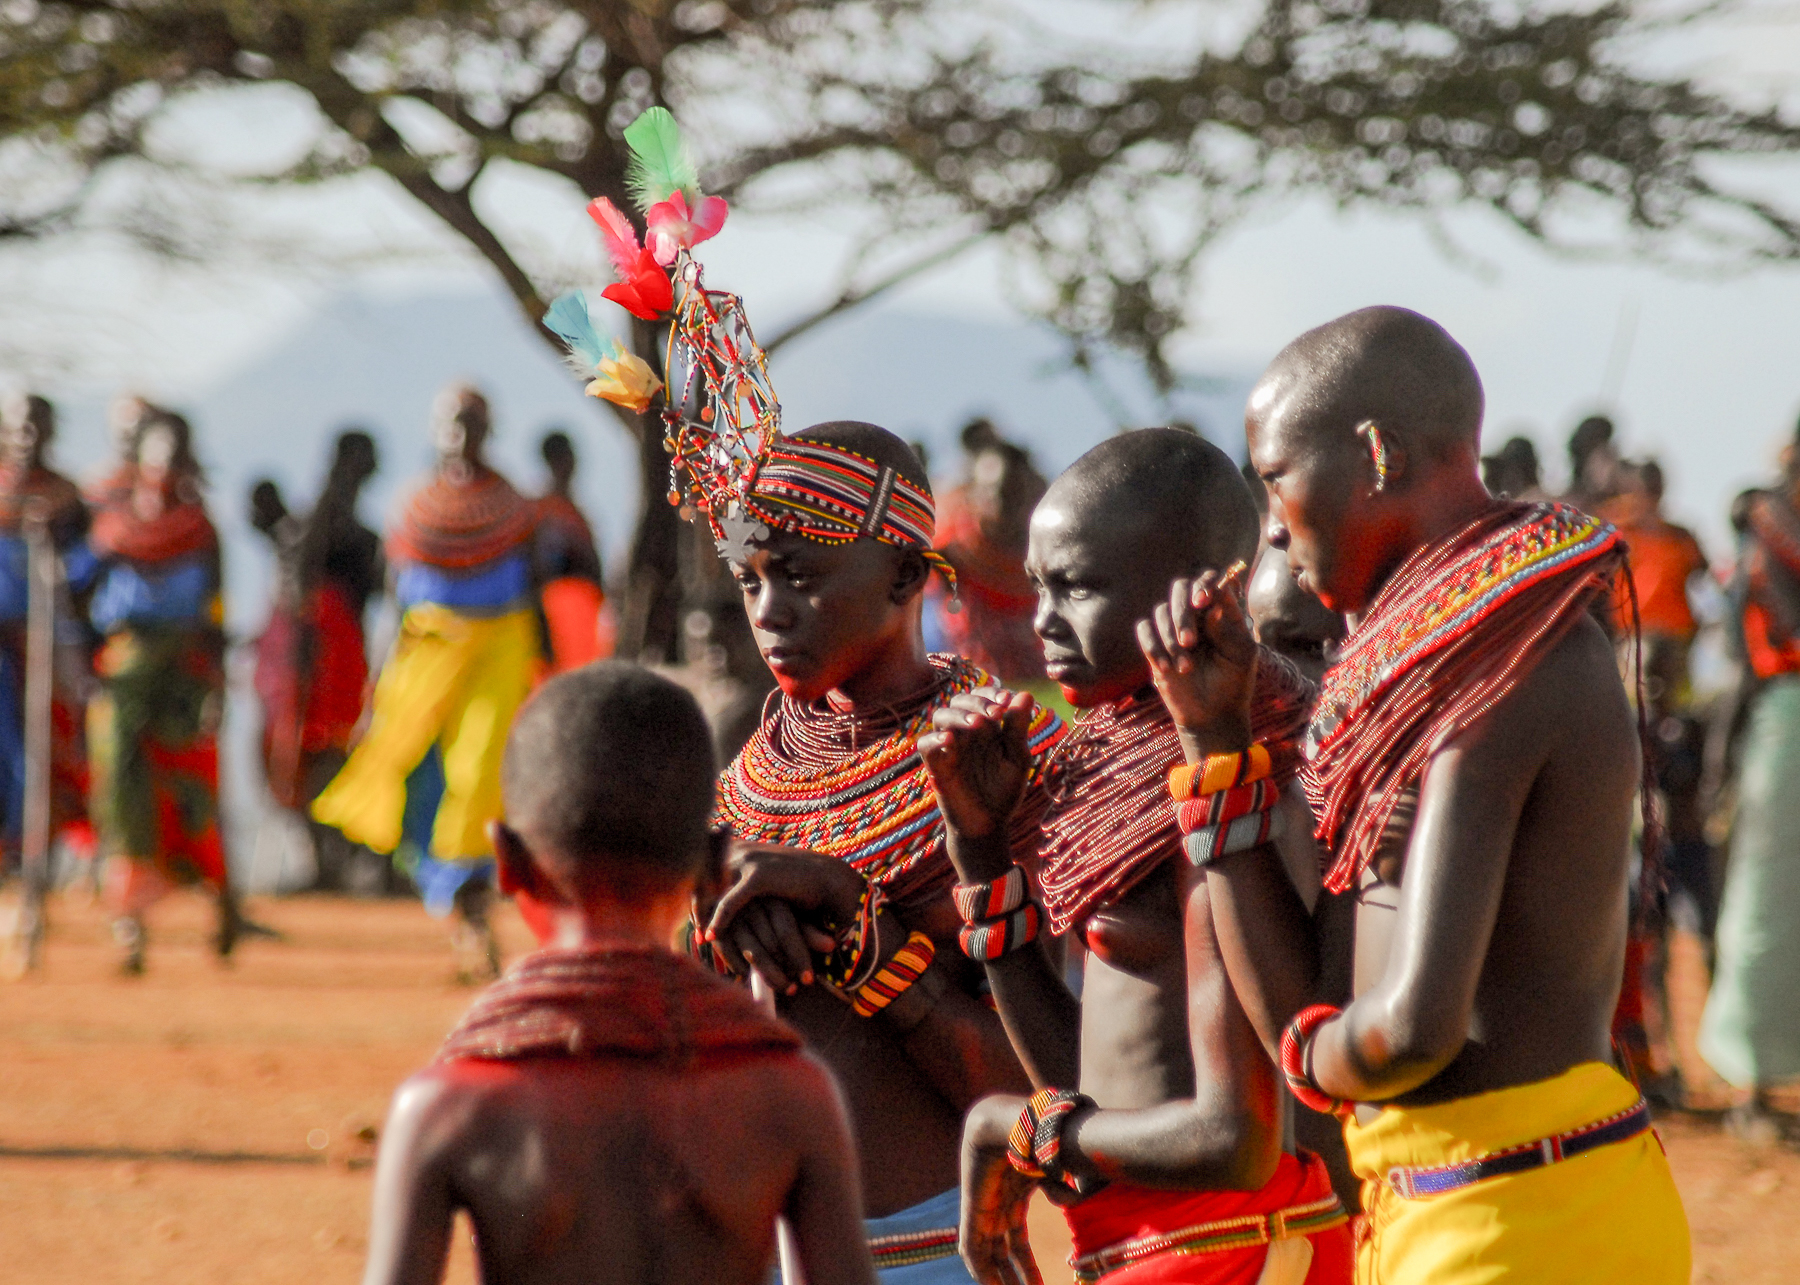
[624,107,701,212]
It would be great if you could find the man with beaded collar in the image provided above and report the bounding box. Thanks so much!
[919,429,1354,1285]
[702,419,1065,1284]
[1144,308,1688,1283]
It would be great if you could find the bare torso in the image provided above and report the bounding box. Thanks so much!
[368,1051,858,1285]
[1351,617,1636,1114]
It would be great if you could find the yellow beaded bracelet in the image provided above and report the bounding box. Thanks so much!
[852,931,937,1018]
[1168,742,1273,800]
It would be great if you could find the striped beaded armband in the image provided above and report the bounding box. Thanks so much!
[1281,1004,1349,1117]
[852,931,937,1018]
[958,903,1040,962]
[1182,805,1285,867]
[818,881,887,992]
[1173,778,1277,833]
[952,866,1029,922]
[1007,1087,1102,1196]
[1168,743,1272,800]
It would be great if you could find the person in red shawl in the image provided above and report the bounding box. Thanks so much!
[251,430,384,890]
[85,409,251,973]
[363,662,874,1285]
[920,428,1352,1285]
[0,395,96,878]
[1145,307,1687,1282]
[313,385,538,979]
[933,429,1048,685]
[703,422,1064,1284]
[534,430,611,673]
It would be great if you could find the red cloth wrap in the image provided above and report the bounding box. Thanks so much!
[1304,502,1625,894]
[1034,652,1313,937]
[89,484,217,563]
[438,946,802,1063]
[1062,1151,1353,1284]
[387,468,536,570]
[256,582,369,806]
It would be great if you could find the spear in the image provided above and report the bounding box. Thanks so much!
[750,970,808,1285]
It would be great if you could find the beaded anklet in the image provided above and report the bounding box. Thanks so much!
[959,902,1040,961]
[1281,1004,1350,1117]
[853,931,936,1017]
[1007,1087,1104,1196]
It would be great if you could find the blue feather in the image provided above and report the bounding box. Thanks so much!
[543,292,608,371]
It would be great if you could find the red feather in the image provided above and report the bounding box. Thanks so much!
[586,197,643,279]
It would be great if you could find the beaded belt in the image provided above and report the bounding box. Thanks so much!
[868,1225,959,1271]
[1382,1097,1651,1201]
[1069,1192,1348,1283]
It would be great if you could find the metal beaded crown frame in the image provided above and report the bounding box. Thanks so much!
[658,251,791,551]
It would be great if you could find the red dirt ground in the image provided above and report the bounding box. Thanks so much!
[0,892,1793,1284]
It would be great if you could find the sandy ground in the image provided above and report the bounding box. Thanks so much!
[0,891,1794,1284]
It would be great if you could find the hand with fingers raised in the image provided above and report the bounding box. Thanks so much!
[960,1094,1046,1285]
[918,687,1037,881]
[704,841,864,997]
[1136,563,1261,747]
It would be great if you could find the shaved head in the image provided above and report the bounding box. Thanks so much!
[1044,428,1259,575]
[502,662,716,884]
[1246,307,1492,615]
[1029,428,1258,706]
[1249,306,1483,457]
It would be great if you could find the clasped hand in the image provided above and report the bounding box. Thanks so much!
[703,840,865,995]
[918,687,1037,881]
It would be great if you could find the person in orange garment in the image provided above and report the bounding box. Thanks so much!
[362,662,874,1285]
[1598,459,1710,1099]
[534,430,612,673]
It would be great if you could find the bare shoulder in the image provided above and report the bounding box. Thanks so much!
[1455,611,1633,756]
[382,1060,517,1159]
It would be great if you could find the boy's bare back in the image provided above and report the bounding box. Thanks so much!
[366,1040,864,1285]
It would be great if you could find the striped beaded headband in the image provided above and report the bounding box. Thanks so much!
[722,439,957,590]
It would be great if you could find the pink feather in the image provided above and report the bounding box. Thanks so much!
[644,192,731,266]
[587,197,643,279]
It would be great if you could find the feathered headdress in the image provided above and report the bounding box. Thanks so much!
[546,108,952,588]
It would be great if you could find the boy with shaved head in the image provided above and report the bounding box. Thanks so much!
[1145,307,1689,1282]
[702,421,1065,1282]
[921,428,1353,1285]
[363,662,873,1285]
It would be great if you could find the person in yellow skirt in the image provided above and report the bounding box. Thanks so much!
[1144,308,1689,1282]
[313,384,539,979]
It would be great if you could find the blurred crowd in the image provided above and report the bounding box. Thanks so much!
[0,386,1794,1127]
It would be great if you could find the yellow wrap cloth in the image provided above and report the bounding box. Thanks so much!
[1344,1062,1688,1284]
[312,605,537,860]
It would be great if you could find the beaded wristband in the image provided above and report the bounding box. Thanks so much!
[953,866,1029,922]
[959,902,1041,961]
[1168,743,1273,800]
[818,881,887,992]
[1281,1004,1348,1117]
[1183,805,1285,867]
[852,930,937,1017]
[1173,778,1277,832]
[1007,1087,1102,1196]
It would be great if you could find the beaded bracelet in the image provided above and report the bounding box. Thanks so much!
[953,866,1029,922]
[1281,1003,1349,1117]
[959,902,1041,962]
[1007,1087,1103,1196]
[1173,778,1277,832]
[817,881,887,992]
[852,930,937,1018]
[1183,805,1285,867]
[1168,743,1273,800]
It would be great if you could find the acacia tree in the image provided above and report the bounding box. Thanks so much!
[5,0,1799,656]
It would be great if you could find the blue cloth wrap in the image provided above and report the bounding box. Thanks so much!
[774,1187,973,1285]
[394,554,530,612]
[88,555,212,633]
